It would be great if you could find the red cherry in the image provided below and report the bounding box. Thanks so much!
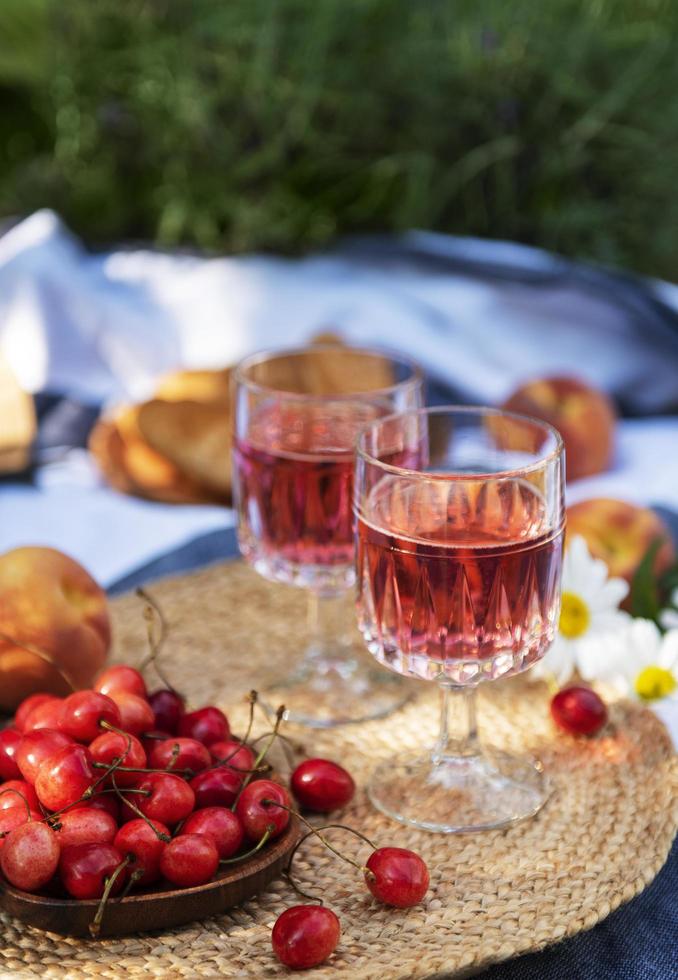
[123,772,194,826]
[235,779,290,842]
[14,693,60,733]
[22,698,64,733]
[95,665,147,700]
[114,819,169,887]
[209,740,255,775]
[16,728,74,785]
[272,905,341,970]
[74,793,120,823]
[0,806,42,850]
[0,780,40,812]
[291,759,355,813]
[159,834,219,888]
[189,768,241,809]
[89,731,147,787]
[149,737,211,775]
[148,689,185,734]
[108,691,155,737]
[35,744,96,812]
[1,821,60,892]
[59,842,125,900]
[178,706,229,747]
[0,729,22,781]
[54,807,117,849]
[58,691,121,743]
[550,686,608,736]
[181,807,245,859]
[365,848,429,908]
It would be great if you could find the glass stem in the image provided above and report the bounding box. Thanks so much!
[433,684,480,762]
[305,591,353,665]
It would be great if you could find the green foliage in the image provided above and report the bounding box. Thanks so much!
[1,0,677,276]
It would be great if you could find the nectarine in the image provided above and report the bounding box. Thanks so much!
[0,547,110,713]
[503,376,616,481]
[566,498,675,587]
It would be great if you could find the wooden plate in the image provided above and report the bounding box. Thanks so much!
[0,818,300,938]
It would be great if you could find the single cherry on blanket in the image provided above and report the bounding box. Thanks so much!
[235,779,291,842]
[364,847,430,908]
[58,691,121,743]
[290,759,355,812]
[550,686,608,736]
[178,706,229,747]
[0,729,22,780]
[272,905,341,970]
[59,842,126,900]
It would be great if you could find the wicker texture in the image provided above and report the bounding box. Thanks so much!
[1,561,676,979]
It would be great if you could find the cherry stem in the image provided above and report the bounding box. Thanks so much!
[219,826,273,864]
[92,761,194,777]
[231,706,285,811]
[0,629,78,693]
[120,867,144,899]
[135,588,178,694]
[89,855,131,938]
[0,789,33,820]
[248,730,299,770]
[110,772,171,843]
[205,691,260,775]
[90,724,134,795]
[283,819,377,880]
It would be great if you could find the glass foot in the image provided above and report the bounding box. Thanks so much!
[368,747,549,833]
[263,652,411,728]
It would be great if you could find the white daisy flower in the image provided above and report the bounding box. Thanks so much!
[531,534,631,686]
[606,619,678,703]
[659,587,678,631]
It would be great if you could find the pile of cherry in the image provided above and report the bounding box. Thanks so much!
[0,664,429,969]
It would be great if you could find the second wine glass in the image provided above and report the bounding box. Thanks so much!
[232,344,423,727]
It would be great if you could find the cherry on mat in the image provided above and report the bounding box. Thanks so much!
[290,759,355,813]
[550,686,608,736]
[272,905,341,970]
[364,847,430,908]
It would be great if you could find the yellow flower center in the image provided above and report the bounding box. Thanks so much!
[634,666,677,702]
[559,591,591,639]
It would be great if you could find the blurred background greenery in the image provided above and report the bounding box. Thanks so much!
[1,0,676,278]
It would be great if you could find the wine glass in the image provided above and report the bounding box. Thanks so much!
[232,345,423,727]
[355,407,565,831]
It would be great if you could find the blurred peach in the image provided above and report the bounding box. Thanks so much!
[0,547,110,713]
[503,376,616,481]
[567,498,675,587]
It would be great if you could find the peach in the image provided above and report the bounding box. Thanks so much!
[503,376,616,481]
[566,498,675,586]
[0,547,110,713]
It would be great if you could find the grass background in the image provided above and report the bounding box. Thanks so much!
[1,0,677,279]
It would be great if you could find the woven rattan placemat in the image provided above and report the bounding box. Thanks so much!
[1,560,676,979]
